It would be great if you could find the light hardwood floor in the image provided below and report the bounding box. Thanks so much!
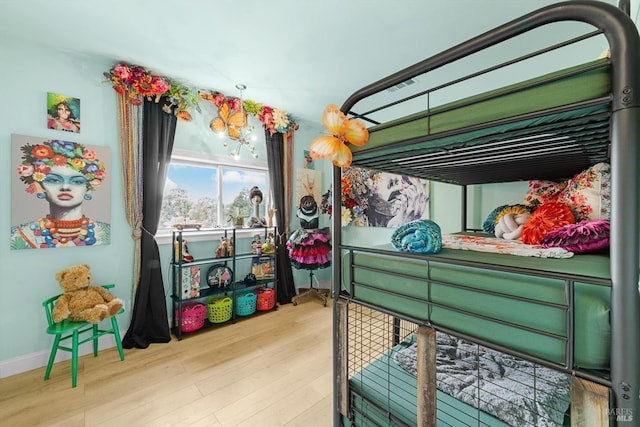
[0,299,333,427]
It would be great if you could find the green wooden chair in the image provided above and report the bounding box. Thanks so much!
[42,284,125,387]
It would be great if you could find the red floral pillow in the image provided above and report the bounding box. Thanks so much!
[540,219,610,253]
[521,202,576,245]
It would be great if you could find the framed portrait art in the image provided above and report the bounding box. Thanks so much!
[47,92,81,133]
[10,134,111,250]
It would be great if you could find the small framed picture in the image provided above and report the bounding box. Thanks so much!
[47,92,81,133]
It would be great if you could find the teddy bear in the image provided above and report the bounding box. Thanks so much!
[52,264,123,324]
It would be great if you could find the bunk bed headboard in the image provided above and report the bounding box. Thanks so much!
[331,1,640,424]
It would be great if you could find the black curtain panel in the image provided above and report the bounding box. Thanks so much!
[122,98,176,348]
[265,130,296,304]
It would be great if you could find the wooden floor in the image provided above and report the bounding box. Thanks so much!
[0,299,333,427]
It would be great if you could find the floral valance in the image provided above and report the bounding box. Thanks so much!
[104,62,297,134]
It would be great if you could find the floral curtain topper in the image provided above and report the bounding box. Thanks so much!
[104,62,297,134]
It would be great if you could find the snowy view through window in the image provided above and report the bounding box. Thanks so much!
[160,162,268,230]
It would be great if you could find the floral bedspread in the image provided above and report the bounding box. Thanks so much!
[442,233,573,258]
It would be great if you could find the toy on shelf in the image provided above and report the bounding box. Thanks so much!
[216,235,234,258]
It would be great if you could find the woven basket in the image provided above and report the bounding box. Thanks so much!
[235,292,257,316]
[254,286,275,311]
[176,302,206,333]
[207,297,233,323]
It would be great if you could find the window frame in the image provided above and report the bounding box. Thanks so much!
[156,149,271,244]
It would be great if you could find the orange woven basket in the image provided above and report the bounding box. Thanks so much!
[254,286,275,311]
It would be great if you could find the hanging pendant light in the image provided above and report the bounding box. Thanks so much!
[229,84,257,160]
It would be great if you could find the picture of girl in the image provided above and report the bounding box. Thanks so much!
[47,93,80,133]
[10,136,110,249]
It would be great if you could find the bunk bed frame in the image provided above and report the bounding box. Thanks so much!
[331,1,640,425]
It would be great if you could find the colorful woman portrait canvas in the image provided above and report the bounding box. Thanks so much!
[10,134,111,250]
[47,92,81,133]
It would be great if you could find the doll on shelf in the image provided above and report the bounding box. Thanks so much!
[247,186,267,228]
[174,238,194,263]
[262,232,276,254]
[215,236,234,258]
[252,234,262,255]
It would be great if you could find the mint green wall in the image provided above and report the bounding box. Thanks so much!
[0,40,134,372]
[0,38,332,377]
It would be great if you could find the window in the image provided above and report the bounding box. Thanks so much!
[159,156,270,233]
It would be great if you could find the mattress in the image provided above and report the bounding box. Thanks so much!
[347,334,571,426]
[343,247,611,369]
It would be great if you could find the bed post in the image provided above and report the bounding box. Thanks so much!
[336,298,349,418]
[603,3,640,423]
[332,163,344,426]
[571,377,610,426]
[461,185,468,232]
[416,326,437,426]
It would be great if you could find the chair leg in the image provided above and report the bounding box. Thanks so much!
[111,317,125,361]
[92,324,99,357]
[44,335,61,381]
[71,330,79,388]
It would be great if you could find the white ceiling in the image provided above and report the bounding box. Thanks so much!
[1,0,637,128]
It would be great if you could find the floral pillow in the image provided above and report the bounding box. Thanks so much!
[521,202,575,245]
[540,219,610,253]
[559,162,611,221]
[523,180,567,207]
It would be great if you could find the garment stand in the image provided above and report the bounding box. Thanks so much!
[292,268,328,307]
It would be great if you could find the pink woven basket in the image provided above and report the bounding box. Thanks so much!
[176,302,206,333]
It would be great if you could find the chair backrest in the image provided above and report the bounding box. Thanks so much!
[42,283,116,326]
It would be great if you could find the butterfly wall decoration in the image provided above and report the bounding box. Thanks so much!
[309,104,369,167]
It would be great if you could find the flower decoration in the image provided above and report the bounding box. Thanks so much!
[105,62,297,133]
[320,188,332,216]
[199,91,297,135]
[309,104,369,167]
[340,167,373,226]
[17,140,106,195]
[104,62,200,121]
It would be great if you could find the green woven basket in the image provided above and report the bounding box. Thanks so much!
[207,297,233,323]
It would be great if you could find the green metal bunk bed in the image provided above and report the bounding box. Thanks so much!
[332,1,640,425]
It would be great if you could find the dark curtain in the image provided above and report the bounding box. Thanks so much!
[265,130,296,304]
[122,98,177,348]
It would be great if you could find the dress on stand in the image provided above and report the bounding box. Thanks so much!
[286,227,331,270]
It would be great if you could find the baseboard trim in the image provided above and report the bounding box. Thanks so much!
[0,335,119,379]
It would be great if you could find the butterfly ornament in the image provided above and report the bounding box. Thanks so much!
[210,100,248,141]
[309,104,369,167]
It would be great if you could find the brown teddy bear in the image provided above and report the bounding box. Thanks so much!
[52,264,123,324]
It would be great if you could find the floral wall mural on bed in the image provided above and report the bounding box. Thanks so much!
[341,166,430,227]
[10,134,111,249]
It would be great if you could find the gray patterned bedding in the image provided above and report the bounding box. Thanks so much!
[393,332,571,426]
